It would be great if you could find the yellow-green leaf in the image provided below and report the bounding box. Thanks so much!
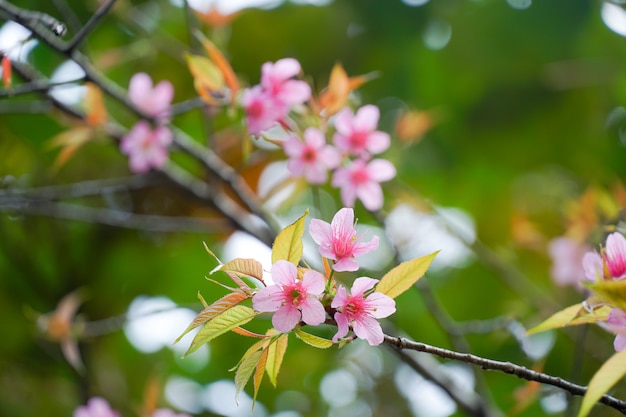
[235,349,263,401]
[230,338,272,372]
[295,329,333,349]
[376,251,439,299]
[253,348,268,402]
[265,334,288,387]
[527,304,611,335]
[272,210,308,265]
[578,348,626,417]
[589,280,626,312]
[184,305,256,357]
[186,53,224,105]
[175,292,247,343]
[220,258,264,281]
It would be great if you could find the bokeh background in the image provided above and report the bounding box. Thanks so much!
[2,0,626,416]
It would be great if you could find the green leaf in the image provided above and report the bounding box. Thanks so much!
[253,348,268,403]
[203,241,223,265]
[235,349,263,401]
[265,334,288,387]
[578,348,626,417]
[220,258,264,282]
[295,329,334,349]
[230,338,272,372]
[272,210,309,265]
[183,305,256,357]
[589,280,626,311]
[185,53,225,105]
[175,292,247,343]
[526,304,611,335]
[376,251,439,299]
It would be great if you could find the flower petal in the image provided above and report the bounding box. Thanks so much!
[332,257,359,272]
[252,285,283,312]
[332,312,350,342]
[365,292,396,318]
[273,304,301,332]
[271,260,297,287]
[309,219,333,247]
[302,270,326,295]
[331,285,348,309]
[353,105,379,132]
[351,277,378,297]
[352,314,384,346]
[300,297,326,327]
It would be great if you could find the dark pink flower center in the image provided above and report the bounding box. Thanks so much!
[350,167,370,185]
[302,147,317,163]
[607,253,626,279]
[284,282,305,306]
[247,100,264,119]
[349,131,368,150]
[344,295,366,320]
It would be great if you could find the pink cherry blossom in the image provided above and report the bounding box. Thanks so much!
[309,207,379,272]
[548,237,590,287]
[260,58,311,106]
[606,308,626,351]
[74,397,120,417]
[333,105,390,157]
[241,85,285,135]
[582,232,626,281]
[252,260,326,332]
[331,277,396,346]
[331,158,396,211]
[152,409,191,417]
[128,72,174,123]
[283,128,341,184]
[120,121,172,173]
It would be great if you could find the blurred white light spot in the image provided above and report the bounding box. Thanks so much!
[222,231,273,284]
[402,0,429,6]
[328,400,372,417]
[442,363,475,393]
[602,2,626,37]
[0,21,37,61]
[291,0,333,5]
[201,379,267,417]
[386,204,475,270]
[394,364,456,417]
[257,161,296,212]
[320,369,357,408]
[540,391,568,414]
[176,0,283,14]
[50,60,86,106]
[274,390,310,413]
[522,330,555,361]
[124,295,207,367]
[507,0,532,10]
[423,20,452,51]
[165,376,205,414]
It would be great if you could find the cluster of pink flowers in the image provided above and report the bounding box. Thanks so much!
[120,73,174,173]
[581,232,626,351]
[252,208,395,346]
[242,58,311,136]
[74,397,189,417]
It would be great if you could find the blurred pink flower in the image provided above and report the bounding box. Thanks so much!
[333,105,390,157]
[252,260,326,332]
[548,237,589,287]
[283,128,341,184]
[260,58,311,107]
[241,86,284,135]
[607,308,626,352]
[332,277,396,346]
[152,409,191,417]
[120,121,172,173]
[128,72,174,123]
[309,207,379,272]
[332,158,396,211]
[74,397,120,417]
[582,232,626,281]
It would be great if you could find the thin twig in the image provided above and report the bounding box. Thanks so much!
[384,334,626,415]
[0,77,85,97]
[0,0,67,37]
[63,0,117,52]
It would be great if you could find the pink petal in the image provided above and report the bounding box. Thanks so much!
[152,80,174,109]
[279,80,311,104]
[309,219,333,247]
[333,257,359,272]
[153,126,173,147]
[367,159,397,182]
[129,73,152,106]
[352,314,384,346]
[305,164,328,184]
[283,135,305,157]
[357,181,383,211]
[331,285,348,309]
[331,207,354,232]
[287,159,306,177]
[129,154,150,173]
[266,58,301,82]
[304,127,326,148]
[606,232,626,278]
[353,105,379,132]
[332,312,350,342]
[366,131,391,154]
[351,277,378,297]
[252,285,283,312]
[300,297,325,326]
[352,235,379,257]
[615,333,626,352]
[333,108,354,136]
[365,292,396,318]
[319,145,341,169]
[339,183,358,208]
[271,260,297,287]
[582,252,603,281]
[273,304,301,332]
[302,270,326,295]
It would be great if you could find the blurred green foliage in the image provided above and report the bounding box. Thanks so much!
[2,0,626,416]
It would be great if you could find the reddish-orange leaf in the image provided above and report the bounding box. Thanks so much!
[231,327,268,338]
[395,109,436,144]
[319,63,350,116]
[2,55,11,89]
[194,6,239,27]
[48,126,94,170]
[84,82,107,126]
[186,53,225,105]
[197,34,239,99]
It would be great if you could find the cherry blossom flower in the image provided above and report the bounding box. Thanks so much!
[121,121,172,173]
[548,237,590,287]
[331,158,396,211]
[333,105,390,157]
[260,58,311,107]
[252,260,326,332]
[606,308,626,351]
[582,232,626,281]
[74,397,120,417]
[152,409,191,417]
[309,207,379,272]
[283,128,341,184]
[331,277,396,346]
[241,86,285,135]
[128,72,174,123]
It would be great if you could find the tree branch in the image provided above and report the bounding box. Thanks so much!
[63,0,116,52]
[384,334,626,415]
